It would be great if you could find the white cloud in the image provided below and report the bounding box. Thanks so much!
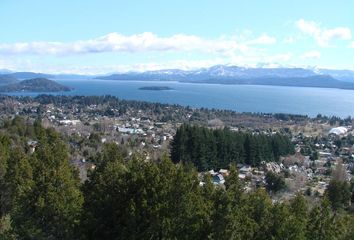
[106,59,228,73]
[283,37,295,44]
[296,19,319,35]
[0,57,229,75]
[301,50,321,59]
[0,32,281,57]
[0,32,251,56]
[0,58,37,72]
[248,34,277,45]
[0,51,295,74]
[0,32,293,74]
[295,19,352,47]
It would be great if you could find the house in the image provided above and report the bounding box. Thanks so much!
[329,127,347,136]
[208,169,218,176]
[219,169,230,176]
[59,119,81,126]
[319,151,332,158]
[315,167,327,175]
[27,140,38,154]
[212,174,225,185]
[239,165,252,174]
[288,165,299,173]
[264,162,281,173]
[238,173,246,179]
[117,127,136,134]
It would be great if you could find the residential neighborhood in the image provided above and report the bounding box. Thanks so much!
[1,95,352,203]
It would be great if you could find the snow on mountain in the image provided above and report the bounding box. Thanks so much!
[317,69,354,82]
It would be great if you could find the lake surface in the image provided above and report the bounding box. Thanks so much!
[6,79,354,118]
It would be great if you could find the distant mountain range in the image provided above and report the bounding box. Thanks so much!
[96,65,354,89]
[315,69,354,82]
[97,66,316,81]
[0,78,71,92]
[1,65,354,90]
[0,75,19,85]
[0,69,13,75]
[6,72,54,80]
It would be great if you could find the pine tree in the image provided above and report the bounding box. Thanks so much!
[246,189,273,240]
[170,124,294,170]
[306,199,336,240]
[289,194,308,240]
[0,135,10,218]
[4,148,33,215]
[11,128,83,239]
[326,179,351,210]
[82,153,211,239]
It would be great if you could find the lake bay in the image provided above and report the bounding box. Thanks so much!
[7,79,354,118]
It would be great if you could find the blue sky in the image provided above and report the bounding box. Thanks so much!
[1,0,354,74]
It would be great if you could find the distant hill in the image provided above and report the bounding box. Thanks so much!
[96,65,354,90]
[181,75,354,89]
[139,86,174,91]
[97,65,318,81]
[0,78,72,92]
[317,69,354,82]
[8,72,54,80]
[52,74,96,80]
[0,75,19,85]
[0,71,94,81]
[3,66,354,90]
[0,69,13,75]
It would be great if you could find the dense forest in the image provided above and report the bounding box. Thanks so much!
[0,118,353,239]
[171,124,294,171]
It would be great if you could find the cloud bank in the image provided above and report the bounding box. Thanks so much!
[1,20,353,74]
[296,19,352,47]
[0,32,277,56]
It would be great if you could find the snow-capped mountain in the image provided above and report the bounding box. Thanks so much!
[2,65,354,89]
[317,69,354,82]
[96,65,354,90]
[98,65,319,80]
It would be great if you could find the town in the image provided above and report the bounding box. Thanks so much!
[0,94,352,204]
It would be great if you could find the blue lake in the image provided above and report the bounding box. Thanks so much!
[7,79,354,118]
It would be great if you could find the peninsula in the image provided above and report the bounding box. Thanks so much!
[0,78,72,92]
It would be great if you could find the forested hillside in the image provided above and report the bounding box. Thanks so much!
[171,124,294,170]
[0,117,83,239]
[0,118,353,239]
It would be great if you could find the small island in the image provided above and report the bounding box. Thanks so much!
[138,86,173,91]
[0,78,72,92]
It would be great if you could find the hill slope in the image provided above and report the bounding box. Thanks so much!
[0,75,19,85]
[0,78,72,92]
[8,72,53,80]
[181,75,354,89]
